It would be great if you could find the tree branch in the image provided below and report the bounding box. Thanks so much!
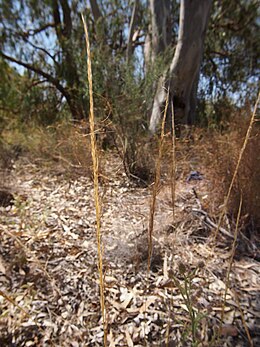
[22,38,58,65]
[52,0,62,42]
[0,51,68,98]
[60,0,72,38]
[19,23,55,38]
[210,50,230,58]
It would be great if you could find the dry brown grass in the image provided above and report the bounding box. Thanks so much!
[148,90,169,271]
[37,122,93,173]
[229,132,258,221]
[0,141,18,199]
[170,109,260,233]
[204,119,259,230]
[82,13,107,346]
[157,97,260,238]
[2,121,98,178]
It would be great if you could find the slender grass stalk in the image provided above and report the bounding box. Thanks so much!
[0,289,30,317]
[170,101,176,221]
[219,194,253,346]
[165,103,176,346]
[148,90,169,271]
[81,14,107,345]
[165,286,174,346]
[214,91,260,241]
[222,195,242,314]
[233,291,254,347]
[219,195,242,338]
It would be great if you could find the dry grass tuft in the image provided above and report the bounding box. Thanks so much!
[34,122,93,174]
[0,141,18,202]
[122,136,156,185]
[182,106,260,233]
[160,95,259,237]
[2,121,98,177]
[223,126,259,227]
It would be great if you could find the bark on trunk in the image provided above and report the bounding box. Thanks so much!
[150,0,172,64]
[126,0,139,62]
[144,26,152,73]
[149,0,212,133]
[89,0,103,22]
[144,0,172,122]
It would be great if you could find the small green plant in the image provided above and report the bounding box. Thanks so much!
[170,262,206,346]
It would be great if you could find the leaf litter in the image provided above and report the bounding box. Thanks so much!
[0,156,259,346]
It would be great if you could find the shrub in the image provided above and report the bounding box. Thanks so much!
[194,110,260,231]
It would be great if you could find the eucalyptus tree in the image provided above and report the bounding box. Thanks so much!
[0,1,89,120]
[202,0,260,104]
[147,0,259,131]
[0,0,258,128]
[0,0,147,122]
[0,1,90,120]
[148,0,213,133]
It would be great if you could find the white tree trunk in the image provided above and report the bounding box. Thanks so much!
[126,0,139,62]
[144,26,152,73]
[144,0,171,69]
[149,0,212,133]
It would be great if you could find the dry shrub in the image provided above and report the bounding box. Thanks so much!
[35,121,95,176]
[0,141,20,187]
[5,121,96,177]
[162,128,202,181]
[222,120,259,229]
[0,141,17,206]
[193,112,260,231]
[123,137,156,185]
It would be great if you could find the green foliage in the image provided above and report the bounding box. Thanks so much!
[197,95,238,130]
[0,59,21,134]
[0,0,258,133]
[170,262,207,346]
[0,59,65,136]
[202,0,259,102]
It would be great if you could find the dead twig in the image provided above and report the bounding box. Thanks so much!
[192,208,234,239]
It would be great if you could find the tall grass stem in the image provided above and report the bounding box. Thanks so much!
[148,90,169,271]
[81,13,107,345]
[170,101,176,221]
